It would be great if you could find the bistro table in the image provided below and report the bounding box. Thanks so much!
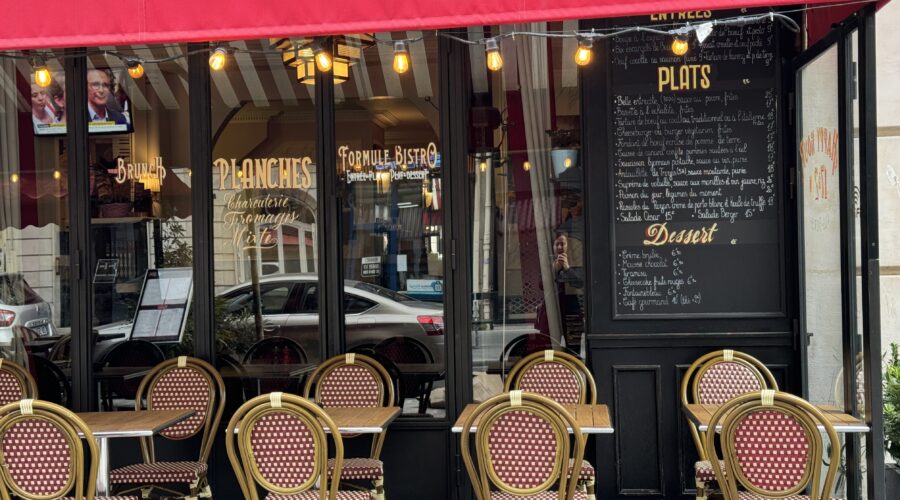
[451,403,614,434]
[60,365,152,410]
[77,409,195,496]
[683,403,870,433]
[232,406,401,434]
[219,363,317,380]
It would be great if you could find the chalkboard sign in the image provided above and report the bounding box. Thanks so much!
[609,11,783,318]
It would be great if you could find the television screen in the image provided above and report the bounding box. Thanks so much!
[32,67,134,136]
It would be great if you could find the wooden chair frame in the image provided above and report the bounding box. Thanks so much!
[504,350,597,405]
[704,390,840,500]
[459,391,585,500]
[225,392,346,500]
[125,356,225,499]
[0,358,37,403]
[0,399,98,500]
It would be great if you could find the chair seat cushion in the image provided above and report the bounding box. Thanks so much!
[266,491,372,499]
[327,457,384,480]
[109,461,208,484]
[737,494,844,500]
[491,491,589,499]
[694,459,724,482]
[567,458,596,480]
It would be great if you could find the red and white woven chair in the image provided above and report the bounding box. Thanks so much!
[504,350,597,500]
[109,356,225,499]
[704,390,841,500]
[459,390,587,500]
[0,358,37,405]
[0,399,136,500]
[226,392,372,500]
[303,353,394,500]
[680,349,778,500]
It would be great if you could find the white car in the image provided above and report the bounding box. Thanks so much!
[0,274,57,345]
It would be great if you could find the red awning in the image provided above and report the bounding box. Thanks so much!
[0,0,863,51]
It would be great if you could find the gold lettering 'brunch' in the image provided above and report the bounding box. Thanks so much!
[115,157,166,185]
[215,157,313,191]
[642,222,718,246]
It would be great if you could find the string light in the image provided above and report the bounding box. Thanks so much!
[671,37,689,56]
[485,38,503,72]
[10,173,19,183]
[392,40,410,74]
[208,47,227,71]
[33,60,52,88]
[52,170,61,180]
[523,161,531,172]
[574,37,593,66]
[126,59,145,79]
[314,41,333,73]
[479,161,488,172]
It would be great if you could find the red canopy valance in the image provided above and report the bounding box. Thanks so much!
[0,0,865,51]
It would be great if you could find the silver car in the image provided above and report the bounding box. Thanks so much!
[219,275,445,362]
[0,273,57,345]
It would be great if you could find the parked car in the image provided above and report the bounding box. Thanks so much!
[218,274,445,362]
[0,273,57,345]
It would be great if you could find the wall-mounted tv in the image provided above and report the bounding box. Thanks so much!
[32,67,134,136]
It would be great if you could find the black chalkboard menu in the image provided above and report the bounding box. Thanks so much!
[609,11,783,318]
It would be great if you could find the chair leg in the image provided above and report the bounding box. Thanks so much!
[696,478,708,500]
[586,479,596,500]
[372,475,385,500]
[140,486,154,499]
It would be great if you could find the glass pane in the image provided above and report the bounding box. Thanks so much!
[211,39,319,404]
[467,23,585,401]
[87,46,193,410]
[0,54,71,406]
[336,32,445,418]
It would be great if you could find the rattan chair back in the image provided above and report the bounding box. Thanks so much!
[303,352,395,409]
[504,350,596,405]
[681,349,778,460]
[0,359,36,406]
[0,399,98,500]
[704,390,840,500]
[459,390,585,500]
[225,392,345,500]
[134,356,225,463]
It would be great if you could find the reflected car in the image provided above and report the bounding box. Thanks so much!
[218,275,445,362]
[0,273,57,344]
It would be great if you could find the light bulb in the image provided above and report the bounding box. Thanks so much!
[209,48,227,71]
[314,43,333,73]
[671,38,689,56]
[53,170,61,180]
[393,40,410,74]
[34,66,52,88]
[523,161,531,172]
[485,39,503,72]
[127,62,145,79]
[564,157,573,169]
[574,38,593,66]
[10,173,19,183]
[479,161,487,172]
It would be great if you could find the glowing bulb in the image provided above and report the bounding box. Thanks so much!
[34,66,52,88]
[187,169,192,177]
[574,38,593,66]
[564,157,573,169]
[127,62,145,79]
[52,170,61,180]
[485,39,503,72]
[479,161,487,172]
[523,161,531,172]
[236,169,244,178]
[671,38,689,56]
[393,40,410,74]
[10,173,19,183]
[209,48,227,71]
[314,44,333,73]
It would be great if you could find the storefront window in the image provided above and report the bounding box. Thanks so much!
[0,54,72,406]
[335,32,445,418]
[466,23,585,401]
[211,39,319,404]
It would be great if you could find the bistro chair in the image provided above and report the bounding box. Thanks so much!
[504,350,597,500]
[226,392,372,500]
[0,358,37,405]
[304,353,395,500]
[704,390,841,500]
[0,399,137,500]
[459,390,587,500]
[243,336,309,395]
[97,339,165,410]
[109,356,225,499]
[373,336,436,413]
[681,349,779,500]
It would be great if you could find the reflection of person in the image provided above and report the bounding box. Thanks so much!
[48,77,66,123]
[87,69,128,124]
[31,84,57,126]
[533,233,584,350]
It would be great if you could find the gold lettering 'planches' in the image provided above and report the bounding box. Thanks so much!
[642,222,718,246]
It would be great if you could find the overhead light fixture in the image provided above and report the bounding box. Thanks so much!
[314,41,333,73]
[485,38,503,72]
[574,38,593,66]
[393,40,410,74]
[273,35,371,85]
[671,37,689,56]
[33,58,52,88]
[296,58,349,85]
[209,47,228,71]
[126,59,145,79]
